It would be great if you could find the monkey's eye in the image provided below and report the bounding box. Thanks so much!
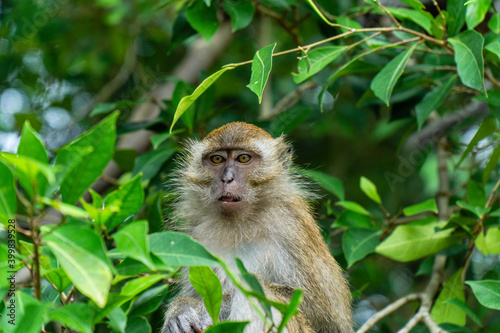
[236,154,252,163]
[210,155,225,164]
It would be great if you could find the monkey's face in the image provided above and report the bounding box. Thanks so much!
[202,149,260,215]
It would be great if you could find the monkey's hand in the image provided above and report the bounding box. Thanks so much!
[162,297,213,333]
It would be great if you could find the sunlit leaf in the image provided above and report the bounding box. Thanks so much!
[247,43,276,103]
[120,275,166,297]
[0,161,16,226]
[360,176,381,204]
[293,46,347,84]
[431,269,466,325]
[476,227,500,255]
[403,199,438,216]
[189,266,222,324]
[371,43,417,106]
[336,201,370,216]
[376,223,463,262]
[43,225,113,307]
[170,67,233,131]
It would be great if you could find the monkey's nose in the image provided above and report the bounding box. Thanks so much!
[221,168,235,183]
[222,175,234,183]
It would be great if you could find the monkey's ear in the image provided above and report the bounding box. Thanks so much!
[276,137,294,166]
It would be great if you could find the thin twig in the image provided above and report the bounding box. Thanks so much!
[372,0,401,27]
[356,293,421,333]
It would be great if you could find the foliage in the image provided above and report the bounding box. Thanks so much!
[1,0,500,332]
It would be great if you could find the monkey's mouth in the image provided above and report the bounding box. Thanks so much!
[219,195,242,203]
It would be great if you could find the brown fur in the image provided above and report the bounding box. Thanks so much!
[163,122,353,333]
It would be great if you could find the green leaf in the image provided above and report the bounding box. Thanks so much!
[189,266,223,324]
[447,0,467,37]
[149,231,220,267]
[343,229,381,267]
[120,274,166,297]
[466,280,500,310]
[89,103,116,116]
[403,199,438,216]
[150,130,182,150]
[489,13,500,33]
[18,120,48,165]
[476,227,500,255]
[107,307,127,333]
[336,201,371,216]
[293,46,347,84]
[49,303,92,333]
[170,67,233,131]
[44,268,72,292]
[376,223,462,262]
[467,180,486,207]
[483,145,500,184]
[449,30,485,93]
[186,0,220,43]
[55,112,118,204]
[43,224,113,307]
[485,35,500,56]
[40,197,88,219]
[125,316,151,333]
[371,43,417,106]
[277,289,303,333]
[0,153,55,198]
[128,284,169,317]
[386,7,433,34]
[132,147,176,181]
[246,43,276,103]
[415,75,457,130]
[113,220,155,270]
[360,176,381,204]
[299,169,344,200]
[235,259,273,319]
[104,174,144,229]
[205,322,249,333]
[465,0,491,30]
[0,290,47,333]
[445,298,482,326]
[332,211,374,230]
[431,269,466,325]
[456,200,488,218]
[0,161,16,225]
[457,117,496,167]
[222,0,254,32]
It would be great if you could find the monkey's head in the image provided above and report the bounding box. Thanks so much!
[178,122,294,219]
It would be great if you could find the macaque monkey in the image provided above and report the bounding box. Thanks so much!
[163,122,353,333]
